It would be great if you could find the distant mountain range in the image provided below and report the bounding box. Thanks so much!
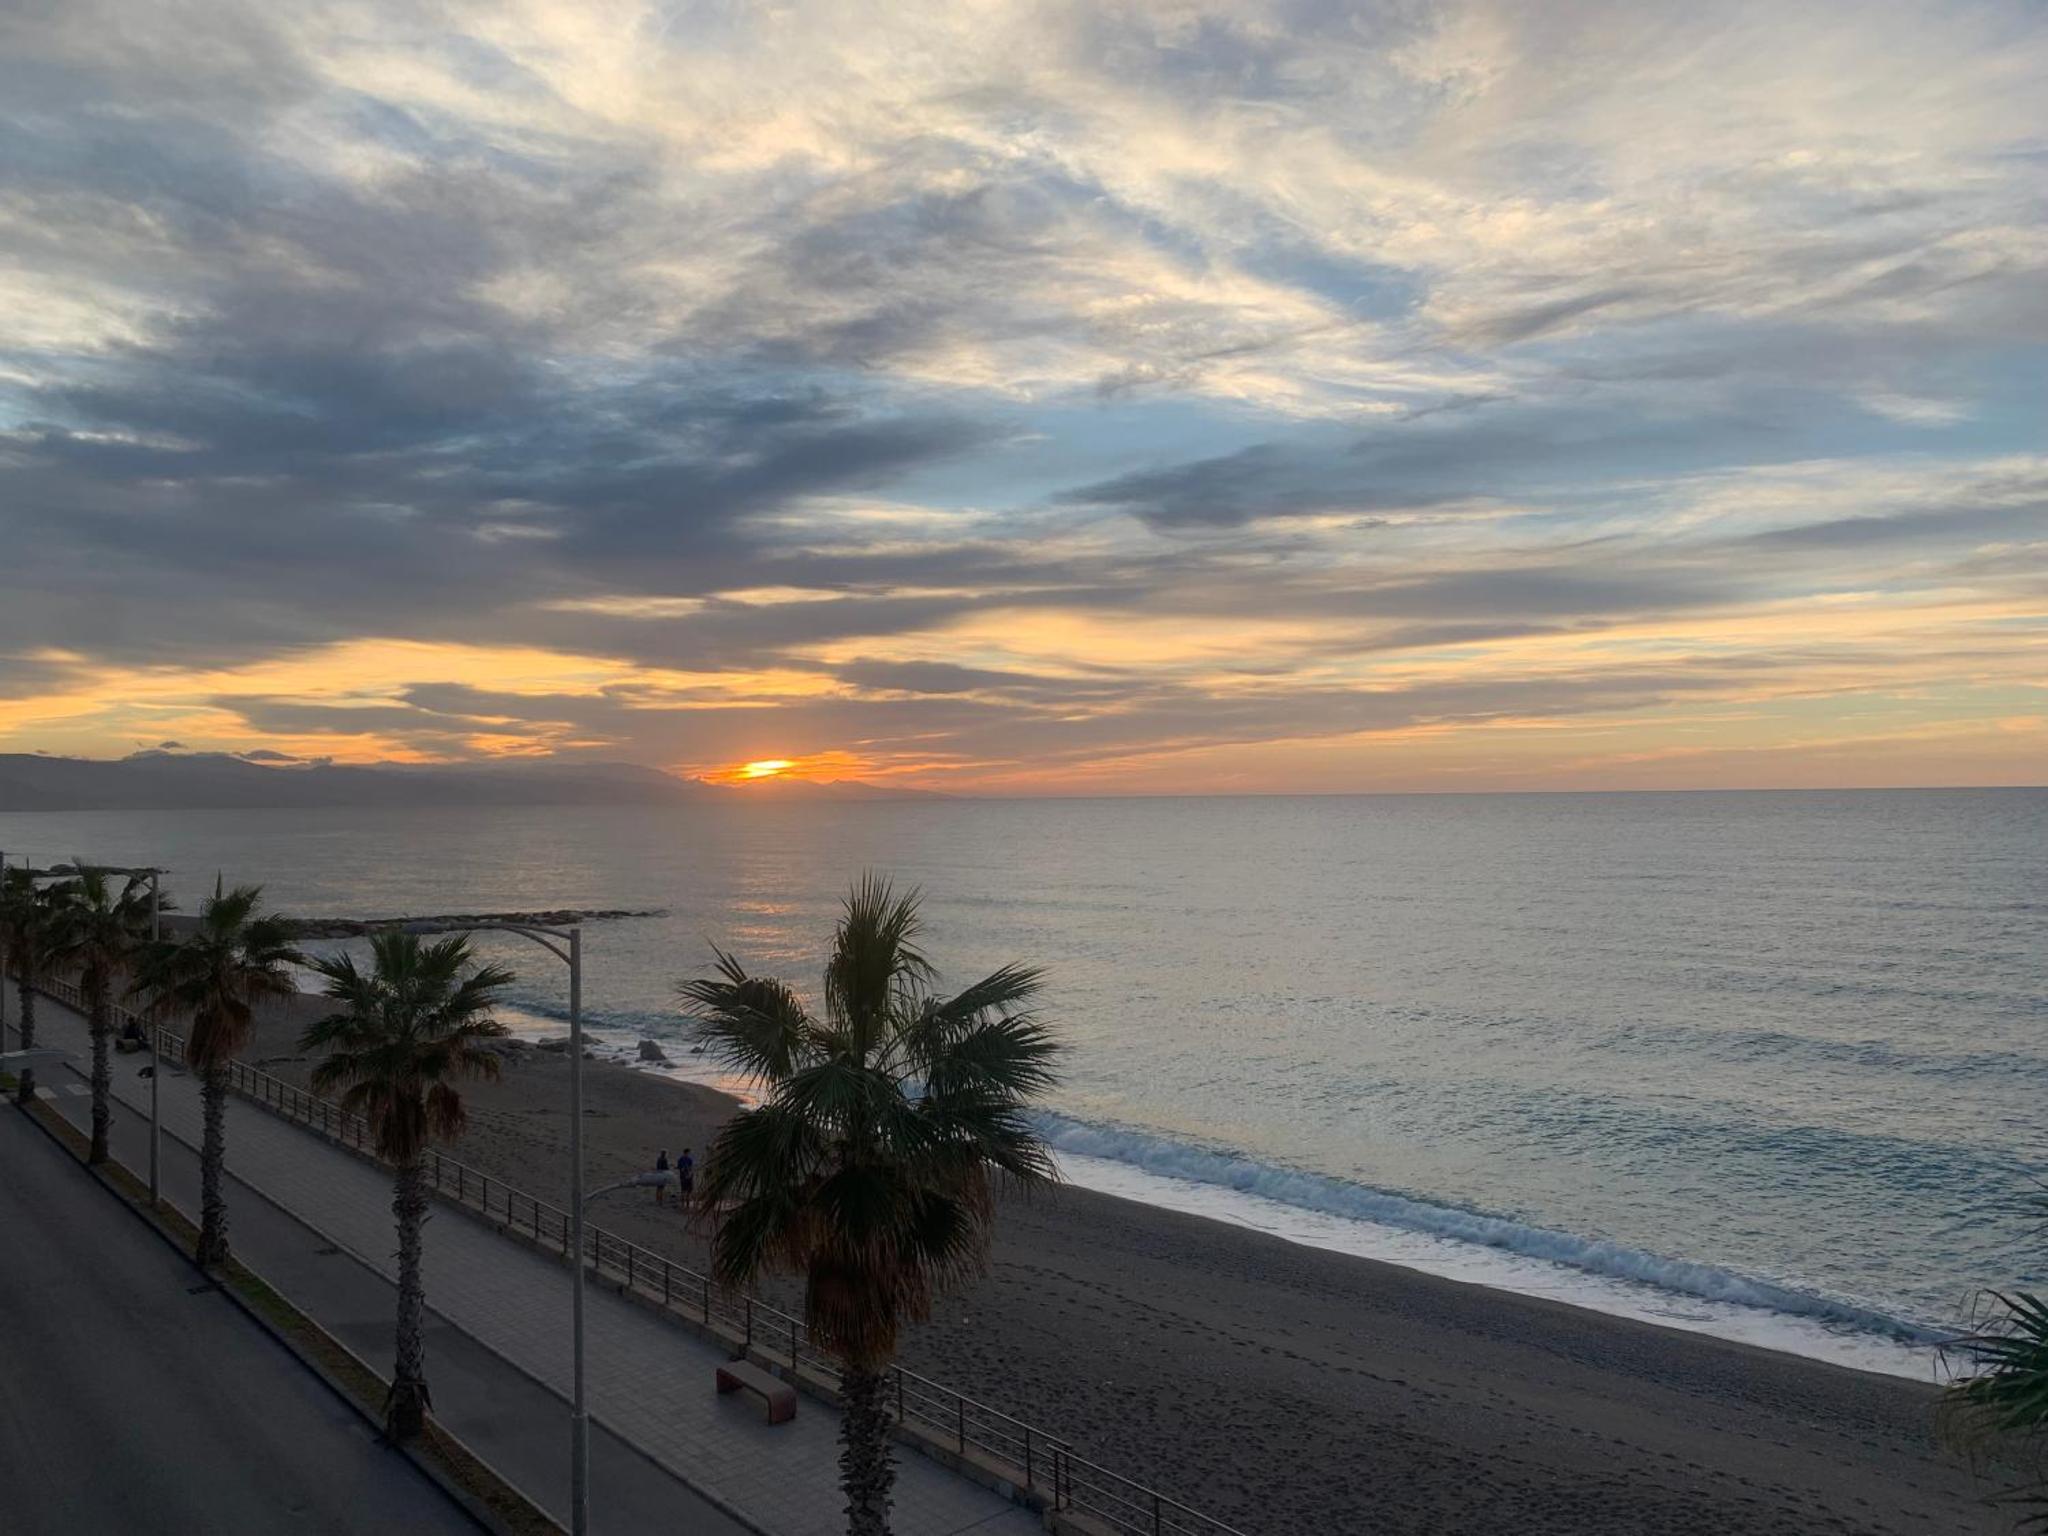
[0,752,942,811]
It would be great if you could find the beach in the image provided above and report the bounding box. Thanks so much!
[238,993,2007,1535]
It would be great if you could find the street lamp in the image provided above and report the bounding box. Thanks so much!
[399,919,590,1536]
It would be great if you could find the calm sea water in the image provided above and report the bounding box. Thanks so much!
[5,789,2042,1373]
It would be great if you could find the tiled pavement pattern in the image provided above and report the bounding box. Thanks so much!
[28,998,1040,1536]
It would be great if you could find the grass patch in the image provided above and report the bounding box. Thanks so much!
[416,1422,564,1536]
[17,1094,560,1536]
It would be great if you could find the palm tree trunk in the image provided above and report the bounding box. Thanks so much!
[87,991,111,1164]
[838,1360,896,1536]
[388,1158,432,1441]
[196,1064,231,1266]
[15,971,34,1051]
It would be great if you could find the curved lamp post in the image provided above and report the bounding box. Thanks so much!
[399,919,589,1536]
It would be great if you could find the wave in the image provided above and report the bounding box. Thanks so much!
[1035,1113,1943,1345]
[406,985,1947,1353]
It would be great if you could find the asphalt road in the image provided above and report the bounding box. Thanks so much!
[0,1101,482,1535]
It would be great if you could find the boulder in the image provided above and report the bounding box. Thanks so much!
[637,1038,670,1064]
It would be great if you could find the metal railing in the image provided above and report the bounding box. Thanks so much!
[35,973,1248,1536]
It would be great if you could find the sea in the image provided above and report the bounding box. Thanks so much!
[5,788,2042,1379]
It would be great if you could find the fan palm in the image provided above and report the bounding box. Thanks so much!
[678,876,1062,1536]
[1942,1200,2048,1527]
[133,878,300,1265]
[50,864,155,1164]
[302,932,513,1441]
[0,867,59,1053]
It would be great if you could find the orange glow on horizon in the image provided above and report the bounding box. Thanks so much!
[693,751,880,786]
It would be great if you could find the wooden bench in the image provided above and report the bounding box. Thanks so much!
[716,1359,797,1424]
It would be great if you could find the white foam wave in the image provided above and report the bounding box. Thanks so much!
[435,996,1948,1379]
[1039,1113,1947,1378]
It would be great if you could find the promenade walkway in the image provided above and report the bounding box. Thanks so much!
[27,998,1039,1536]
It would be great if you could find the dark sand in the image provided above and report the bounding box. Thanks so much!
[241,996,2010,1534]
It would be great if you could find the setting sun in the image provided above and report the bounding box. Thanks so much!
[736,759,796,780]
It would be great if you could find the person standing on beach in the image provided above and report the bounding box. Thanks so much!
[676,1147,694,1211]
[654,1148,671,1205]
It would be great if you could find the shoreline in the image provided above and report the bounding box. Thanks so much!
[491,996,1941,1382]
[308,984,1944,1377]
[233,990,2005,1533]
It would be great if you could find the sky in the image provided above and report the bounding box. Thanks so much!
[1,0,2044,794]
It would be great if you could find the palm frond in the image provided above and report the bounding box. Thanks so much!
[299,929,509,1164]
[1947,1292,2048,1439]
[917,1007,1062,1104]
[683,874,1064,1375]
[129,882,301,1069]
[1942,1289,2048,1527]
[679,947,821,1083]
[825,874,932,1050]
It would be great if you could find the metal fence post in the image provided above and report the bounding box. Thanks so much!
[957,1392,966,1452]
[790,1319,798,1372]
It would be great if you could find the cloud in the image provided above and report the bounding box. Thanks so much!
[0,0,2044,788]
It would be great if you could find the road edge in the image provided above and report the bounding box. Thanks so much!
[5,1081,562,1536]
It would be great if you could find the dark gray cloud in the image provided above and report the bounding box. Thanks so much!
[836,659,1049,695]
[1057,443,1420,527]
[1743,498,2048,551]
[1054,392,1814,530]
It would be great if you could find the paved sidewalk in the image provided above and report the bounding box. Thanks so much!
[30,999,1038,1536]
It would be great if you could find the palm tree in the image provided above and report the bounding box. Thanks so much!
[678,876,1062,1536]
[1942,1200,2048,1527]
[0,867,59,1053]
[133,879,300,1265]
[302,932,513,1441]
[50,865,154,1164]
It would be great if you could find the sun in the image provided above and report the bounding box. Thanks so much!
[736,758,795,780]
